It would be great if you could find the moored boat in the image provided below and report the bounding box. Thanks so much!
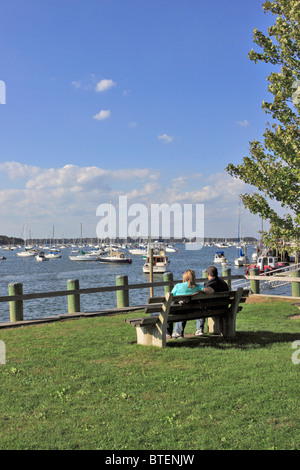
[213,251,227,263]
[36,251,49,261]
[69,250,100,261]
[98,250,132,264]
[143,244,170,274]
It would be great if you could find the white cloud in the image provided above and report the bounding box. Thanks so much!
[0,161,40,179]
[71,81,81,89]
[158,134,173,143]
[93,110,111,121]
[0,162,261,238]
[237,120,250,127]
[95,79,116,92]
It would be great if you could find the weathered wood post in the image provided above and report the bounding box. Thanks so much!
[116,275,129,308]
[249,268,260,294]
[163,272,173,295]
[149,248,154,298]
[67,279,80,313]
[222,267,232,290]
[8,282,23,322]
[291,270,300,297]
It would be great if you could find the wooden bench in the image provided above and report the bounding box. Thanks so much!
[125,287,249,348]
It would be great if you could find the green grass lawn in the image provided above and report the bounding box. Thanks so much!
[0,297,299,450]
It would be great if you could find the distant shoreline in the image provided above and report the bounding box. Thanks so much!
[0,235,258,246]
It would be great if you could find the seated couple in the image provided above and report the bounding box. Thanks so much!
[168,266,229,339]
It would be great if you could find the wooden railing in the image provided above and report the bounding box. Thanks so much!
[1,267,299,327]
[1,269,243,325]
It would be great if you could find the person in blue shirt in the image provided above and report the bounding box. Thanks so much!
[168,269,213,338]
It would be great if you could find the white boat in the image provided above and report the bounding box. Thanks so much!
[215,242,230,248]
[214,251,227,263]
[17,250,36,257]
[69,250,100,261]
[143,245,170,273]
[234,255,250,267]
[36,251,49,262]
[98,250,132,264]
[45,250,62,259]
[129,247,147,255]
[165,244,177,253]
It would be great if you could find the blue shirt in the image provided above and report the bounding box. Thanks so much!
[171,281,204,296]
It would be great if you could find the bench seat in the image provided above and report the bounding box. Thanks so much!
[125,288,249,348]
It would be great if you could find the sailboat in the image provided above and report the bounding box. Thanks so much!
[234,207,250,266]
[69,250,101,261]
[17,223,36,257]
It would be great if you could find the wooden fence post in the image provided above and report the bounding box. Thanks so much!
[249,268,260,294]
[163,272,174,295]
[8,282,23,322]
[222,267,232,290]
[291,270,300,297]
[67,279,80,313]
[149,248,154,298]
[116,275,129,307]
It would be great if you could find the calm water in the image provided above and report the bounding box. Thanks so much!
[0,244,292,322]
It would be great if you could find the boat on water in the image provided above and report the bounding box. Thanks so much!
[215,242,230,248]
[234,253,250,267]
[45,250,62,259]
[129,248,147,255]
[143,245,170,274]
[214,251,227,263]
[69,250,101,261]
[36,251,49,262]
[165,244,178,253]
[17,250,37,257]
[98,250,132,264]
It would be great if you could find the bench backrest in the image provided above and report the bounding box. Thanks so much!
[145,289,249,320]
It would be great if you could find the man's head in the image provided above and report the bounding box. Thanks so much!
[207,266,218,279]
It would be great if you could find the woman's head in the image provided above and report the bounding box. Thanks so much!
[182,269,196,288]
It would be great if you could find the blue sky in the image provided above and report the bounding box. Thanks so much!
[0,0,278,240]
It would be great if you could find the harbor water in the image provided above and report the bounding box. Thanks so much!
[0,244,293,323]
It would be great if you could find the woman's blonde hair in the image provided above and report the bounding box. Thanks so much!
[182,269,197,288]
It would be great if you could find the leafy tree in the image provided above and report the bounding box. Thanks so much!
[226,0,300,250]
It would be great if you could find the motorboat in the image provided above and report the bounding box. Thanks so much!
[213,251,227,263]
[36,251,49,262]
[165,244,178,253]
[98,250,132,264]
[143,245,170,274]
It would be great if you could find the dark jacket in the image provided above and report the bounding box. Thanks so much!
[204,276,229,292]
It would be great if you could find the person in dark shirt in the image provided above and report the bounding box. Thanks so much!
[195,265,229,335]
